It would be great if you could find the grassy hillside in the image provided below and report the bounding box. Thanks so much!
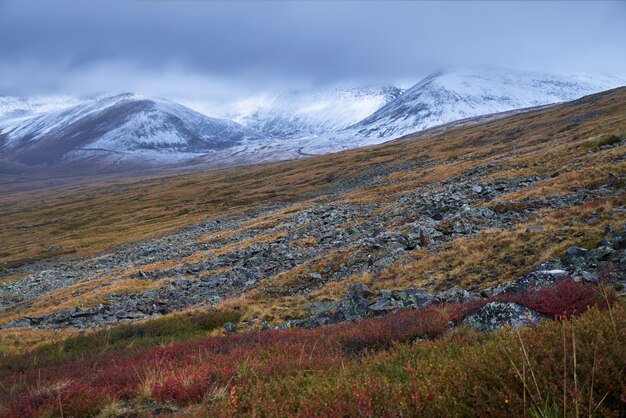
[0,88,625,416]
[1,88,625,270]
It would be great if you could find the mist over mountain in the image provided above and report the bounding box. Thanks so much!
[0,68,624,174]
[221,85,403,139]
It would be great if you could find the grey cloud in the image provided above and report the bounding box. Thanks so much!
[0,0,624,101]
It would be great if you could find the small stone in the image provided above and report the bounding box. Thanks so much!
[456,204,473,216]
[397,233,420,251]
[526,225,544,233]
[223,322,236,334]
[115,310,128,319]
[376,257,394,270]
[479,208,495,219]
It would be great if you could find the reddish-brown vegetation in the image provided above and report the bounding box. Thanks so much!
[0,280,618,417]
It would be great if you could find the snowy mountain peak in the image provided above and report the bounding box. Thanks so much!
[1,67,624,174]
[349,67,626,139]
[0,94,260,170]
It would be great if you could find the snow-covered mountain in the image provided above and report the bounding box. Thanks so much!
[216,86,403,139]
[1,67,624,175]
[347,68,625,139]
[0,93,260,171]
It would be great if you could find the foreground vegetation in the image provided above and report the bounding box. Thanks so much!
[1,280,623,417]
[0,310,240,369]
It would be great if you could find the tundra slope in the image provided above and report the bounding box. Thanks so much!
[1,88,626,418]
[0,88,625,332]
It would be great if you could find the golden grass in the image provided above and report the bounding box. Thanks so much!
[2,88,625,269]
[0,328,77,355]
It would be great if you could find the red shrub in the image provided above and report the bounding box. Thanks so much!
[446,299,491,324]
[0,280,615,417]
[330,305,449,354]
[503,278,604,319]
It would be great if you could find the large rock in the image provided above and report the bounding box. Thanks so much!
[368,289,434,312]
[306,300,339,317]
[463,302,543,332]
[484,270,569,297]
[346,283,375,300]
[562,246,587,265]
[396,233,421,251]
[393,289,434,307]
[367,297,405,313]
[585,246,615,264]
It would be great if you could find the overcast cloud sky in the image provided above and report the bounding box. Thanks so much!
[0,0,625,103]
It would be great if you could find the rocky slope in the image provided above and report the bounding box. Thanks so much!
[3,161,623,330]
[0,87,625,335]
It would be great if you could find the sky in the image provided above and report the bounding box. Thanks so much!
[0,0,625,105]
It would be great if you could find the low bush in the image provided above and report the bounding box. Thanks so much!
[235,305,625,417]
[0,281,620,417]
[0,309,241,371]
[504,278,609,319]
[582,133,625,150]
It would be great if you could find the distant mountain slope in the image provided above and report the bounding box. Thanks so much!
[348,68,625,139]
[0,94,260,171]
[1,68,624,174]
[221,86,403,139]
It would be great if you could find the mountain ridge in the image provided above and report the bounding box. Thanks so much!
[347,67,626,139]
[0,93,260,172]
[1,68,624,174]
